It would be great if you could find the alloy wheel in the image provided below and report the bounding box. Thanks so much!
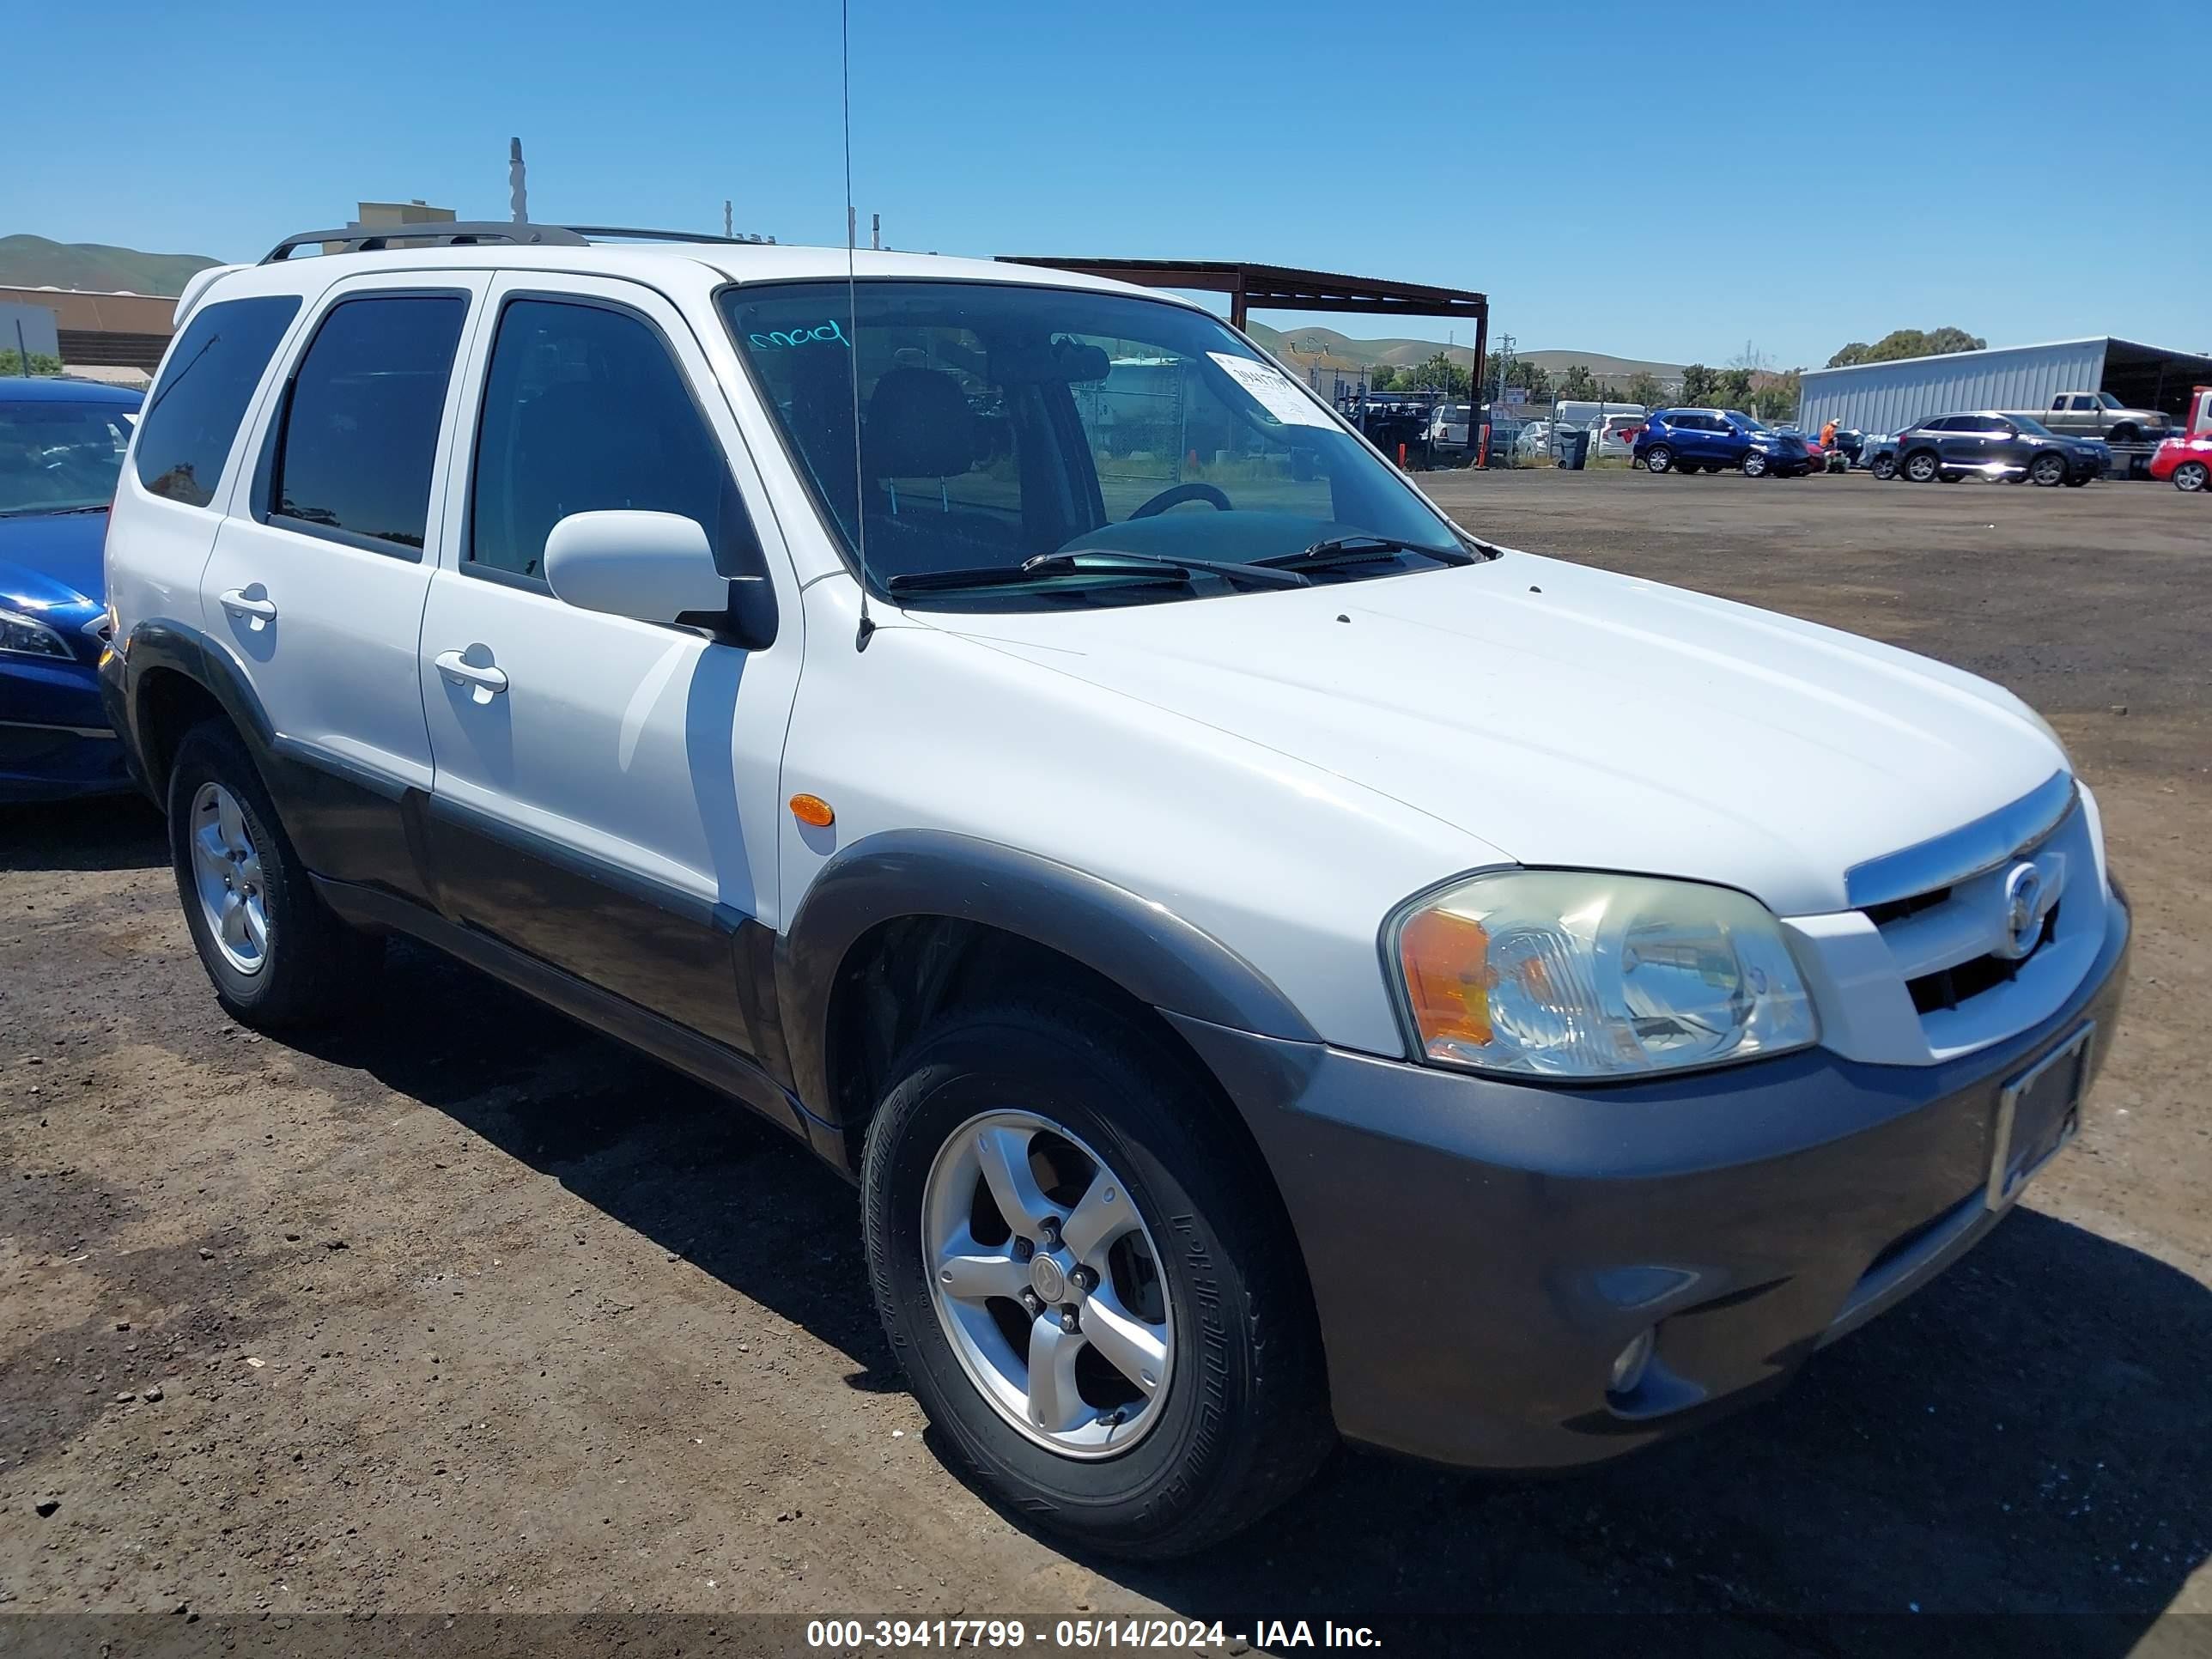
[189,781,269,975]
[2176,461,2208,493]
[921,1110,1175,1459]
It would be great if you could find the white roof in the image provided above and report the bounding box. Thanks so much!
[183,240,1190,325]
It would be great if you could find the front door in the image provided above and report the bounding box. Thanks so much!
[198,274,489,901]
[414,275,802,1055]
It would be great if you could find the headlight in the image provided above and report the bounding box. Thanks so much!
[0,606,75,660]
[1390,870,1817,1079]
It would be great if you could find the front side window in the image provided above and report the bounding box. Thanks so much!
[134,295,300,507]
[0,400,136,516]
[723,281,1468,607]
[270,295,467,550]
[470,297,741,581]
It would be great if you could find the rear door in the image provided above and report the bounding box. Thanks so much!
[413,273,803,1054]
[198,273,487,901]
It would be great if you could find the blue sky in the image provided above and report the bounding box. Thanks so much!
[13,0,2206,369]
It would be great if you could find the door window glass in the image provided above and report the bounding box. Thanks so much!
[470,297,737,580]
[133,295,301,507]
[270,295,468,550]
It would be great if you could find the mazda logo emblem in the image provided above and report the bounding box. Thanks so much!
[1998,860,2052,959]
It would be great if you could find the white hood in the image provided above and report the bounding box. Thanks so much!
[920,550,2065,917]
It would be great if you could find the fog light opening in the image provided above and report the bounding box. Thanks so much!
[1608,1328,1656,1397]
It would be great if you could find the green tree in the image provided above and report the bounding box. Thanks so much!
[1407,350,1471,399]
[0,349,64,375]
[1624,370,1665,408]
[1826,326,1985,369]
[1750,368,1802,424]
[1680,363,1717,405]
[1555,363,1601,400]
[1367,365,1400,392]
[1713,367,1754,409]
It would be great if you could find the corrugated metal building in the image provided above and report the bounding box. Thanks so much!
[1798,337,2212,434]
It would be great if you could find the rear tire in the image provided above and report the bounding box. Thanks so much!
[2174,460,2208,493]
[862,994,1332,1558]
[1902,450,1939,483]
[166,721,382,1029]
[1643,444,1674,474]
[1870,453,1899,481]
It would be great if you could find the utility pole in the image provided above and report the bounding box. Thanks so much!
[508,137,527,224]
[724,200,733,239]
[871,212,880,251]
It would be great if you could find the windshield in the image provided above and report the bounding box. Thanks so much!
[2095,392,2124,410]
[0,398,136,516]
[722,281,1469,606]
[2011,414,2057,437]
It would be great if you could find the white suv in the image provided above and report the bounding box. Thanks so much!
[101,223,2130,1558]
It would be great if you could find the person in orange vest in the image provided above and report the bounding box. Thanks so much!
[1820,416,1838,450]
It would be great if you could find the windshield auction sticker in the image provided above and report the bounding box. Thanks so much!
[1206,353,1334,428]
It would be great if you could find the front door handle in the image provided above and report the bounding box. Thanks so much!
[219,587,277,623]
[434,649,509,696]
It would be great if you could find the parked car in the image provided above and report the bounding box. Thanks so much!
[2006,391,2173,447]
[1513,418,1554,460]
[1592,411,1644,462]
[1883,412,2105,486]
[0,376,142,802]
[2148,434,2210,493]
[1633,408,1814,476]
[1425,403,1474,450]
[103,226,2129,1559]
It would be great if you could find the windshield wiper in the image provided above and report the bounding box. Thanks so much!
[1258,533,1481,570]
[886,549,1309,596]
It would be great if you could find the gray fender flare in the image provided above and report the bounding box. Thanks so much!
[774,829,1318,1125]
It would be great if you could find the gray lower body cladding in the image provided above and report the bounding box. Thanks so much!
[1169,890,2130,1469]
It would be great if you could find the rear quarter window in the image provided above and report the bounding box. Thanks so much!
[133,295,301,507]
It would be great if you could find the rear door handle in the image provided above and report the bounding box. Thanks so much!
[434,649,509,696]
[219,588,277,623]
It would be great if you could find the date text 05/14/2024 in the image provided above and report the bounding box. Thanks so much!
[804,1618,1383,1650]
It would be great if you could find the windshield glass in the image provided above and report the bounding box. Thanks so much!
[0,398,136,515]
[722,282,1468,606]
[2011,414,2057,437]
[2095,392,2123,410]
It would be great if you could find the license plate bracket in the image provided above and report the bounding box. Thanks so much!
[1986,1021,2094,1210]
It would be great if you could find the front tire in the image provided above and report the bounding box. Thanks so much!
[1741,451,1769,477]
[2174,460,2209,493]
[2029,453,2067,487]
[166,721,381,1029]
[863,995,1331,1558]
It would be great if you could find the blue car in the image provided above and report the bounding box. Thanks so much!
[1632,407,1813,477]
[1,377,143,802]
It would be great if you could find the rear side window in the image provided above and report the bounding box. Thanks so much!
[133,295,301,507]
[269,294,468,552]
[469,297,737,581]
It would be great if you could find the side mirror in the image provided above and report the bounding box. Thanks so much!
[544,509,777,649]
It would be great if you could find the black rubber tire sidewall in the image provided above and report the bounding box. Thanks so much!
[2030,454,2065,486]
[165,721,374,1028]
[1645,445,1673,473]
[862,1000,1327,1556]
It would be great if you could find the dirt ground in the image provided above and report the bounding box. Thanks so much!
[3,468,2209,1653]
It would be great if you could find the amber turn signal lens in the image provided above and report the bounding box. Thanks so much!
[788,793,835,827]
[1399,906,1492,1049]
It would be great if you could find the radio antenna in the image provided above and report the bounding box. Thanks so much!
[841,0,874,649]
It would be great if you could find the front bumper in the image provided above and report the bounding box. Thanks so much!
[1,654,131,803]
[1168,885,2130,1470]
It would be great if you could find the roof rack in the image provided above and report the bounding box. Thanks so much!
[260,222,762,264]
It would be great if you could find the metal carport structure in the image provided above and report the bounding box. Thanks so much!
[994,257,1488,380]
